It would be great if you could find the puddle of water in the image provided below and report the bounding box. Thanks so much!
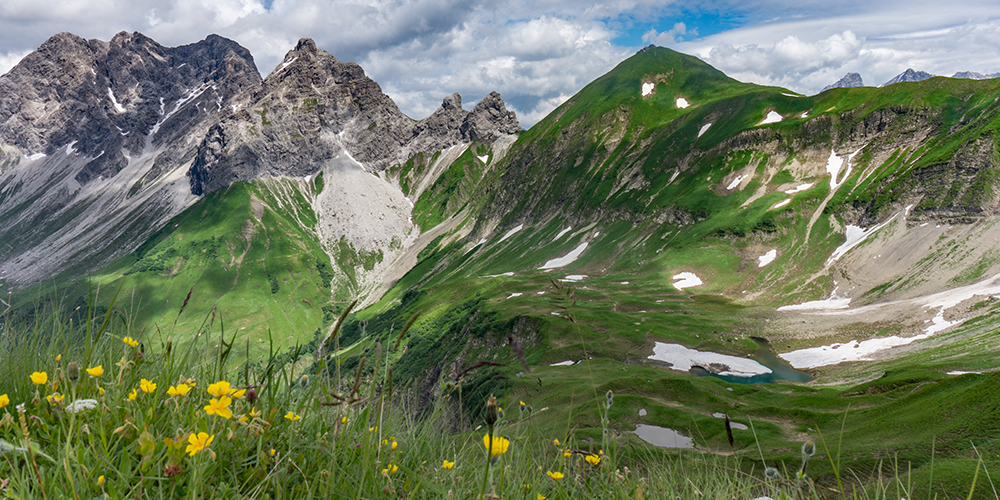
[632,424,694,448]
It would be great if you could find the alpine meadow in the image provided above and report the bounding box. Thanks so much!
[3,30,1000,498]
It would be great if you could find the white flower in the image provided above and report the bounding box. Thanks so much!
[65,399,99,413]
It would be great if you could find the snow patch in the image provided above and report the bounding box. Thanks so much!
[757,249,777,267]
[649,342,772,376]
[539,242,588,269]
[772,199,791,209]
[800,111,809,118]
[827,212,898,264]
[482,272,515,278]
[277,56,297,72]
[698,123,712,137]
[26,152,46,161]
[562,275,587,282]
[498,224,523,243]
[477,238,487,245]
[64,141,78,155]
[782,93,799,97]
[712,413,748,430]
[777,287,851,311]
[671,272,703,290]
[726,175,746,190]
[107,88,125,113]
[759,111,783,124]
[477,155,488,163]
[947,371,981,375]
[150,84,210,136]
[667,169,680,184]
[676,97,690,108]
[641,82,654,96]
[553,227,572,241]
[784,183,814,194]
[506,293,523,299]
[550,360,575,366]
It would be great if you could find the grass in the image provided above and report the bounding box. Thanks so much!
[2,288,998,499]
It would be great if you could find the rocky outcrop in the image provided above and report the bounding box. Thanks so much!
[821,72,864,91]
[0,31,260,185]
[952,71,1000,80]
[186,38,520,195]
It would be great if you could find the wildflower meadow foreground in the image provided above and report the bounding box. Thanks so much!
[0,301,985,500]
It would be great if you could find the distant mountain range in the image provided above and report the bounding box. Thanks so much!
[823,68,1000,91]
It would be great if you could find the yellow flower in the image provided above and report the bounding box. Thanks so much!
[207,381,244,398]
[563,450,571,458]
[585,454,600,465]
[127,388,137,401]
[55,354,61,362]
[547,471,564,480]
[123,336,138,347]
[249,407,261,418]
[239,415,249,423]
[167,383,192,396]
[269,448,276,456]
[86,365,103,377]
[0,393,9,409]
[391,440,398,451]
[46,392,64,405]
[442,460,455,470]
[537,495,547,500]
[97,475,105,487]
[341,416,349,424]
[382,464,398,474]
[284,411,300,421]
[98,387,105,396]
[185,431,215,456]
[204,396,233,419]
[553,438,560,447]
[139,379,157,394]
[369,426,377,432]
[482,435,510,456]
[30,372,47,385]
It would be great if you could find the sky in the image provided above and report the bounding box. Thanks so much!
[1,1,999,127]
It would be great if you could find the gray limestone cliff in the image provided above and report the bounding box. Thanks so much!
[187,38,520,195]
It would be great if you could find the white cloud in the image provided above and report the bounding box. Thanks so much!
[2,0,1000,125]
[0,49,31,75]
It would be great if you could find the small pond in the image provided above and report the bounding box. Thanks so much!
[691,337,811,384]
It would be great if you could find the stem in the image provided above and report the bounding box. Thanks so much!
[480,423,494,499]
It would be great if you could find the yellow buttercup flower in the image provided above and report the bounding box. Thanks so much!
[391,440,398,451]
[341,416,349,424]
[442,460,455,470]
[97,475,105,487]
[0,393,9,409]
[98,386,105,396]
[249,406,261,418]
[139,379,157,394]
[86,365,103,377]
[482,435,510,456]
[204,396,233,419]
[185,431,215,456]
[284,411,301,421]
[55,354,61,362]
[269,448,276,456]
[382,464,398,474]
[553,438,560,447]
[30,372,47,385]
[563,450,571,458]
[585,454,600,465]
[537,495,547,500]
[167,383,192,396]
[127,388,137,401]
[547,471,564,480]
[123,336,139,347]
[206,380,244,398]
[46,392,64,405]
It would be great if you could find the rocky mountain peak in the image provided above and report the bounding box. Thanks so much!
[822,72,864,91]
[188,40,520,195]
[881,68,934,87]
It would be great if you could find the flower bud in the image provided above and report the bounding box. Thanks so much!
[246,388,258,404]
[67,362,80,382]
[801,440,815,458]
[484,395,499,426]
